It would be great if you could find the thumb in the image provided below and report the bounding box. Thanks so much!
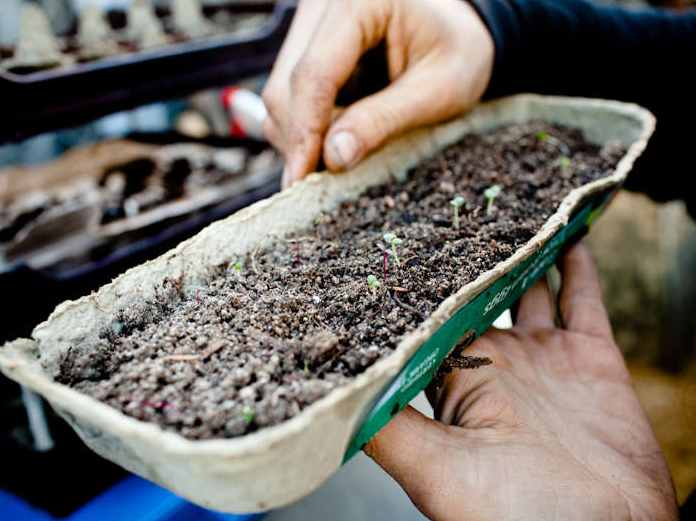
[323,64,475,171]
[363,405,447,491]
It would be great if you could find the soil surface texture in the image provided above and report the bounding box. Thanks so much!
[57,122,625,440]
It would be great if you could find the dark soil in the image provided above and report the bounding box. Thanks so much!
[56,122,625,440]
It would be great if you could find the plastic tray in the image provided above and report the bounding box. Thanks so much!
[1,2,295,143]
[0,133,281,344]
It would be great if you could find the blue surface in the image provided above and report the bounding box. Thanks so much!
[0,489,53,521]
[0,476,265,521]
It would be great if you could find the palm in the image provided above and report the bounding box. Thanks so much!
[366,246,677,521]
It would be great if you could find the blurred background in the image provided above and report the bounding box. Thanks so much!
[1,0,695,520]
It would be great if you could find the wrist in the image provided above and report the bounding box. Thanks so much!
[465,0,513,98]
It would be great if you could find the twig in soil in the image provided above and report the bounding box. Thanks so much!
[162,354,200,362]
[401,255,418,267]
[249,245,261,274]
[390,292,423,319]
[201,341,225,361]
[484,184,502,215]
[391,286,408,293]
[450,195,466,229]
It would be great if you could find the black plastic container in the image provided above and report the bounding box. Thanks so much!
[1,1,295,143]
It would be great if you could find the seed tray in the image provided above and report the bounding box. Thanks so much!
[0,95,655,512]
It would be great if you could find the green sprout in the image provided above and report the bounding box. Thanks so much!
[536,131,571,155]
[230,259,243,273]
[367,274,381,292]
[484,185,502,215]
[557,156,572,170]
[383,232,403,266]
[450,195,466,229]
[242,405,255,424]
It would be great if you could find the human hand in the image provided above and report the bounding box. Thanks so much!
[365,244,678,521]
[262,0,494,187]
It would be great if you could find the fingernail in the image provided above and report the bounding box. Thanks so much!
[282,156,304,189]
[328,131,360,169]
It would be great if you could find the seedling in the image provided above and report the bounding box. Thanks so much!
[367,274,381,293]
[484,185,502,215]
[383,232,403,266]
[557,156,572,170]
[536,131,571,155]
[111,321,124,335]
[230,260,243,273]
[242,405,255,424]
[450,195,466,229]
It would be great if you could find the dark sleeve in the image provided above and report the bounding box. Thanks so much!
[681,489,696,519]
[469,0,696,214]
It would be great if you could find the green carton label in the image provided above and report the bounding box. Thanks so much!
[344,191,613,461]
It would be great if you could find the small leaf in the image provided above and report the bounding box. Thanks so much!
[242,405,255,424]
[484,184,502,200]
[450,195,466,208]
[367,274,381,289]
